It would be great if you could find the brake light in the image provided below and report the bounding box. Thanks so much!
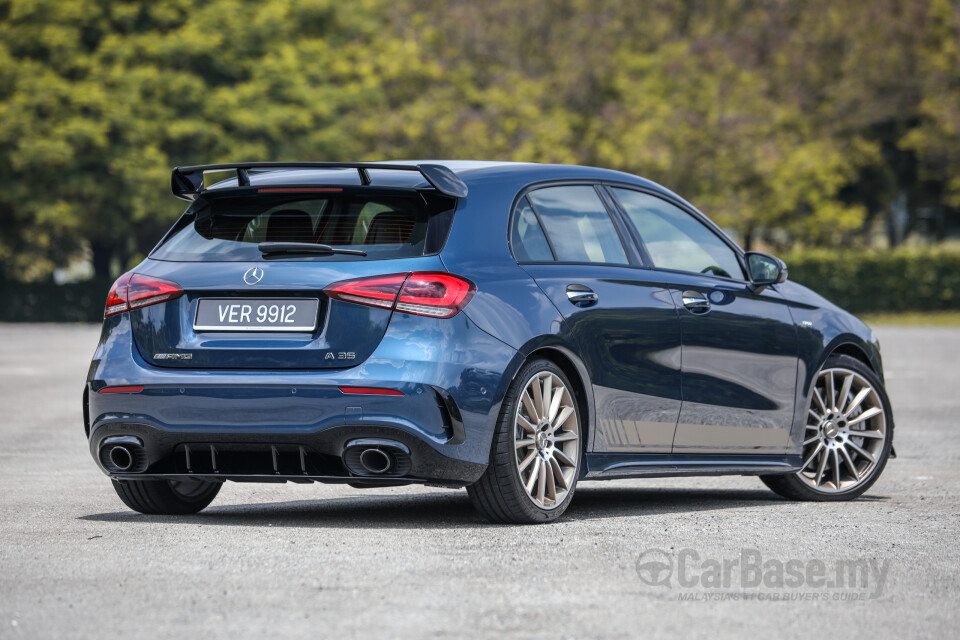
[395,273,476,318]
[104,273,184,318]
[104,274,131,317]
[257,187,343,193]
[324,272,475,319]
[325,274,407,310]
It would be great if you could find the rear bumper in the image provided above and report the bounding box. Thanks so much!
[90,417,484,485]
[86,312,522,485]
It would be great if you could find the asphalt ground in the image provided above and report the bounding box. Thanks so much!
[1,324,957,638]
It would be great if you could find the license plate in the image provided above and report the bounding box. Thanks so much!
[194,299,319,332]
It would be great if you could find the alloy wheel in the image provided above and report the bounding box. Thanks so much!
[798,367,887,493]
[513,371,580,509]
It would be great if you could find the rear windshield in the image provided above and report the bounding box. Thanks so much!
[151,191,456,261]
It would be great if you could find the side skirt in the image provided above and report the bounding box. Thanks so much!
[583,453,802,480]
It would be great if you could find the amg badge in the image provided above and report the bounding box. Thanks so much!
[153,353,193,360]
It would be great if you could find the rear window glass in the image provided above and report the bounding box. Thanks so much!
[152,192,456,261]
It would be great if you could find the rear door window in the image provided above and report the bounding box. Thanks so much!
[152,192,455,261]
[523,186,628,264]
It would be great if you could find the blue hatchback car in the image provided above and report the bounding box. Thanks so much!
[84,161,894,523]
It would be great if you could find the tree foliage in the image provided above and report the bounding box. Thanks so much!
[1,0,958,280]
[0,0,387,278]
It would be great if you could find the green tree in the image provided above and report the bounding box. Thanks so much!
[377,0,959,250]
[0,0,391,279]
[2,0,958,281]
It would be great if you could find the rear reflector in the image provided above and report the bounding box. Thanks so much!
[338,386,404,396]
[105,273,184,318]
[324,272,475,319]
[98,385,145,394]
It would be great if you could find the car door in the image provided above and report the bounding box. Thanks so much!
[607,186,799,455]
[510,184,682,453]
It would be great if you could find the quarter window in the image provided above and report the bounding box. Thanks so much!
[525,186,627,264]
[612,188,744,279]
[510,197,554,262]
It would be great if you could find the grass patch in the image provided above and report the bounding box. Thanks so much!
[858,311,960,326]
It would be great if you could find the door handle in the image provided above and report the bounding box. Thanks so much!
[566,284,598,307]
[681,290,711,313]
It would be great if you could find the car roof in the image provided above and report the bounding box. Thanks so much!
[204,160,669,197]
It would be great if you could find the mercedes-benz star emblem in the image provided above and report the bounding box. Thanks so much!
[243,266,264,285]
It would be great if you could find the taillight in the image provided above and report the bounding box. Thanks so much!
[325,274,407,310]
[104,273,184,318]
[395,273,476,318]
[324,272,475,319]
[104,274,131,317]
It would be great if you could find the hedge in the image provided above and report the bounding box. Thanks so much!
[1,249,958,321]
[0,278,114,322]
[783,248,960,314]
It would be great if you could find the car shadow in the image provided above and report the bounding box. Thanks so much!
[78,486,890,530]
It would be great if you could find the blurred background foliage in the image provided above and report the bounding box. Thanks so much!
[1,0,959,313]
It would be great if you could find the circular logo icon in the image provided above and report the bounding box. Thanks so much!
[635,549,674,587]
[243,266,264,286]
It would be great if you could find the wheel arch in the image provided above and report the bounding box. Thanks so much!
[789,330,881,455]
[820,332,883,383]
[829,342,874,372]
[519,342,595,458]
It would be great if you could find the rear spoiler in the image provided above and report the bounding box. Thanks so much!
[170,162,469,201]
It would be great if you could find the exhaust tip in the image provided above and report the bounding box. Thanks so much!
[342,438,412,477]
[358,448,393,475]
[99,436,147,473]
[108,446,133,471]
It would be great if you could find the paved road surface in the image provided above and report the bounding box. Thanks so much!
[1,324,957,638]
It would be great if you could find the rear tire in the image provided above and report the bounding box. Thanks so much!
[111,478,221,515]
[468,359,582,524]
[761,354,893,501]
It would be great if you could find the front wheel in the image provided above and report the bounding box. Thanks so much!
[468,359,582,524]
[761,354,893,501]
[111,478,221,515]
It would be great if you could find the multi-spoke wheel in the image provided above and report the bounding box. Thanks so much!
[762,354,893,501]
[468,359,582,523]
[514,371,580,509]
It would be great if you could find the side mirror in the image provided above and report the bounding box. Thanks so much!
[745,252,787,293]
